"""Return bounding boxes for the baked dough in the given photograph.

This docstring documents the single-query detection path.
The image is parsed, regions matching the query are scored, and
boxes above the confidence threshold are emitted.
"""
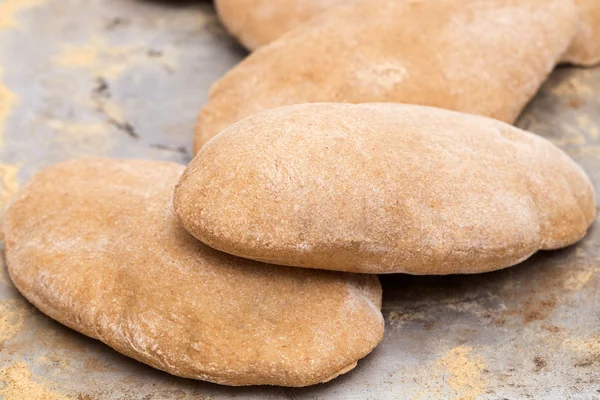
[194,0,578,152]
[216,0,599,67]
[563,0,600,66]
[178,103,596,274]
[215,0,347,50]
[1,158,384,387]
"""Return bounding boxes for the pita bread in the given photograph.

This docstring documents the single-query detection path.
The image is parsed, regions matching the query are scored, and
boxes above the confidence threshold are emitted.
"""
[563,0,600,66]
[216,0,598,67]
[1,158,384,386]
[178,103,596,274]
[215,0,347,50]
[194,0,578,152]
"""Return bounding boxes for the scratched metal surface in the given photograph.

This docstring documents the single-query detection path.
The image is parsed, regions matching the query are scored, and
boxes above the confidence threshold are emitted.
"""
[0,0,599,399]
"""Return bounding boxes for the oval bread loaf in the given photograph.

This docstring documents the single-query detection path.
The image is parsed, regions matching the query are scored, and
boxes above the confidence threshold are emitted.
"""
[177,103,596,275]
[215,0,599,67]
[195,0,578,152]
[1,158,384,387]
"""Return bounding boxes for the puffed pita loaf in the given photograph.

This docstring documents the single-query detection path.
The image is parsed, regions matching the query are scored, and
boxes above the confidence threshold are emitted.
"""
[177,103,596,275]
[216,0,599,67]
[215,0,347,50]
[1,158,384,387]
[563,0,600,66]
[194,0,578,152]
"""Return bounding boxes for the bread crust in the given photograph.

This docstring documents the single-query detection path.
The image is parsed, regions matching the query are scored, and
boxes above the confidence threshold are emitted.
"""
[179,103,596,274]
[216,0,598,67]
[563,0,600,66]
[1,158,384,387]
[195,0,578,152]
[215,0,347,50]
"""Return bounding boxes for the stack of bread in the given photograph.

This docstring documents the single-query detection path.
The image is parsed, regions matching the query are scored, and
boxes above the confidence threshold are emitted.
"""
[2,0,597,387]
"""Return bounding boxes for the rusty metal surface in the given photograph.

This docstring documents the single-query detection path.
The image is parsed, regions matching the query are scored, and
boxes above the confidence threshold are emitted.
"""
[0,0,599,399]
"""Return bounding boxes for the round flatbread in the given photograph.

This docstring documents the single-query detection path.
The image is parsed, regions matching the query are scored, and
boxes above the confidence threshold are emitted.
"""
[1,158,384,387]
[178,103,596,274]
[195,0,578,152]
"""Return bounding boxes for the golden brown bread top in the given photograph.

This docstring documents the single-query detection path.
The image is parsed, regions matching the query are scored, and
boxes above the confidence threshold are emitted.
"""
[178,103,596,274]
[1,158,384,387]
[563,0,600,66]
[215,0,599,67]
[194,0,578,152]
[215,0,347,50]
